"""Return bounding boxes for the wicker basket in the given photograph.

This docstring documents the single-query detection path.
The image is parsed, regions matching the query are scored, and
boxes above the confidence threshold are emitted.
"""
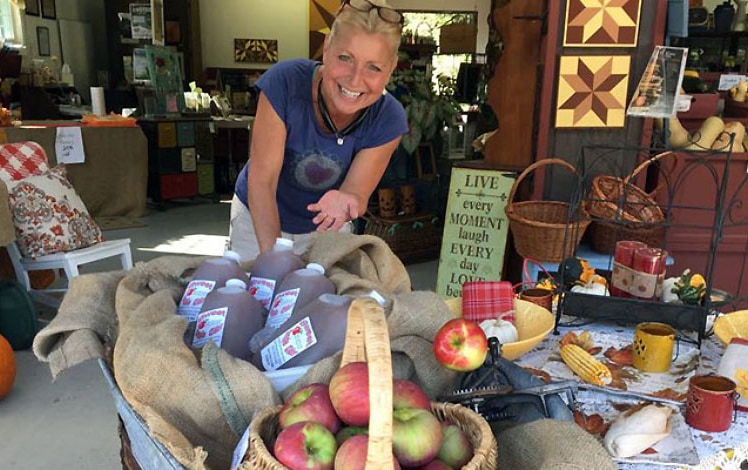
[362,211,441,263]
[587,151,672,224]
[587,151,673,253]
[505,158,591,263]
[247,298,498,469]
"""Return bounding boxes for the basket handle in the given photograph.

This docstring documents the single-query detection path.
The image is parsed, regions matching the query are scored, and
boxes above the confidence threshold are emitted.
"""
[622,150,678,196]
[341,298,394,468]
[508,158,580,204]
[522,257,557,287]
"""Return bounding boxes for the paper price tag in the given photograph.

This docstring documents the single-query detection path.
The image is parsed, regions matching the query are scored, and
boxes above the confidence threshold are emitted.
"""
[718,74,747,91]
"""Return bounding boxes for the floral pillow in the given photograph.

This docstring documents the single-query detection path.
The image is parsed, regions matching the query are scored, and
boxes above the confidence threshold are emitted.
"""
[8,165,103,258]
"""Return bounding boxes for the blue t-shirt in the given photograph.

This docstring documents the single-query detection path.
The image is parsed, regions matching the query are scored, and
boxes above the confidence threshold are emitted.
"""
[235,58,408,233]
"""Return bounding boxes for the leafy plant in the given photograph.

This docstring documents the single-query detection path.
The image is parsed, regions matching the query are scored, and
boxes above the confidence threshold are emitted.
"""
[387,68,463,154]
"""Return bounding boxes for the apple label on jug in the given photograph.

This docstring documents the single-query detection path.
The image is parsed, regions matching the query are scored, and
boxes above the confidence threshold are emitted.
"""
[261,317,318,371]
[249,277,276,310]
[266,288,301,329]
[192,307,228,348]
[178,280,216,321]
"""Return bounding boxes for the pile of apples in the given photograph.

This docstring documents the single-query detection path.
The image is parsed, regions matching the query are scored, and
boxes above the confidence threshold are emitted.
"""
[272,361,475,470]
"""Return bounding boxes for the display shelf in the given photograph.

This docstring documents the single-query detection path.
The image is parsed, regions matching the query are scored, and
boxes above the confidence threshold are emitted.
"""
[554,144,748,345]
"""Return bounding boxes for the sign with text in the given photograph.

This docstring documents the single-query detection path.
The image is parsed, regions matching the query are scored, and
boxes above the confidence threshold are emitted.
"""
[436,167,515,299]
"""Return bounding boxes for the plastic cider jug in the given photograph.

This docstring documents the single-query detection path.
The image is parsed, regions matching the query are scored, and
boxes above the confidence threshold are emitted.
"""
[249,263,335,354]
[255,290,386,371]
[191,278,265,361]
[178,250,249,329]
[248,238,304,310]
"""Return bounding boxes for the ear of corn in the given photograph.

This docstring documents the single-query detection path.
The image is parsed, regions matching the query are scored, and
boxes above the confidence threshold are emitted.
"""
[560,344,612,386]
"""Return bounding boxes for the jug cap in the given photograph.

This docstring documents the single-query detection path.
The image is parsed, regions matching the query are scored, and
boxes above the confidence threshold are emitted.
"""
[275,238,294,250]
[223,250,242,264]
[365,290,386,306]
[306,263,325,275]
[225,278,247,290]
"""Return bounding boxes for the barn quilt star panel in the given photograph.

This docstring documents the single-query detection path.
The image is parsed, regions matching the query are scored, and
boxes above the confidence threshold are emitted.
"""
[556,55,630,128]
[563,0,642,47]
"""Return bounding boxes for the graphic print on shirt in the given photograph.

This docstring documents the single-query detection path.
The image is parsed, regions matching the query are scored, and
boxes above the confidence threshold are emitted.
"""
[290,149,346,191]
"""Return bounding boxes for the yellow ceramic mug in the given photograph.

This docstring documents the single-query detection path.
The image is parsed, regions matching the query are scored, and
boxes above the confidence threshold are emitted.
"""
[632,322,676,373]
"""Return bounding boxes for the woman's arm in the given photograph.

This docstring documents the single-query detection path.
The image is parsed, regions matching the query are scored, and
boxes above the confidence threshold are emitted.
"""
[247,92,287,253]
[308,136,402,231]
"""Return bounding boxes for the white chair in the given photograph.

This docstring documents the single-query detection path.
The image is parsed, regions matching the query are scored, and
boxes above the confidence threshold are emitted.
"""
[0,140,135,308]
[5,239,133,308]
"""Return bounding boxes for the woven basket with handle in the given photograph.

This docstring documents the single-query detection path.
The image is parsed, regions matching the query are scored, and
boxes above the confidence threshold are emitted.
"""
[246,297,498,469]
[505,158,591,263]
[587,151,673,254]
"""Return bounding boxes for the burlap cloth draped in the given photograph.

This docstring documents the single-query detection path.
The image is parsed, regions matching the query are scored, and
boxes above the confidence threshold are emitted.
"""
[33,232,613,469]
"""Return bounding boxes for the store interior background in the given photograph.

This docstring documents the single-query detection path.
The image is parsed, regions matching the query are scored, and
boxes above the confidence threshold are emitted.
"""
[14,0,490,105]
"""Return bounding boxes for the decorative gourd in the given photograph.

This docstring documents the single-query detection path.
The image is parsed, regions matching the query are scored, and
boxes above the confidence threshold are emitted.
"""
[667,117,691,148]
[672,269,706,305]
[686,116,725,150]
[711,121,746,153]
[479,318,518,344]
[560,257,594,288]
[570,275,609,296]
[0,334,16,400]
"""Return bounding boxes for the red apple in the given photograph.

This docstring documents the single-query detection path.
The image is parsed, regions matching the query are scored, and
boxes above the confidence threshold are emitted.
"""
[413,459,453,470]
[273,421,337,470]
[392,408,443,467]
[329,361,370,426]
[433,318,488,372]
[335,426,369,446]
[393,379,431,411]
[278,383,341,434]
[437,422,474,468]
[334,435,401,470]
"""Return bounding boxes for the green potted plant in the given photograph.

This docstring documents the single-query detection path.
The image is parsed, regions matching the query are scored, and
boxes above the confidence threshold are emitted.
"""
[387,68,463,155]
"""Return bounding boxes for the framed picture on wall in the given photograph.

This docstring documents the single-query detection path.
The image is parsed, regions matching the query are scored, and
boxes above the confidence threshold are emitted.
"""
[25,0,39,16]
[37,26,50,56]
[41,0,55,19]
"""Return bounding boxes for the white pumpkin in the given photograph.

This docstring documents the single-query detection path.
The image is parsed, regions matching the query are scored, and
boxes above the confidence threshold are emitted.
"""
[479,318,518,344]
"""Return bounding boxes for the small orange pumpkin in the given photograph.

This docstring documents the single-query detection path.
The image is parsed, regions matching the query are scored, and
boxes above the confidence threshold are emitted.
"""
[0,334,16,399]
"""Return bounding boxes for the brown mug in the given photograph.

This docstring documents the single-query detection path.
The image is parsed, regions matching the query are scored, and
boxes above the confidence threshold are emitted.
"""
[686,374,738,432]
[518,288,553,312]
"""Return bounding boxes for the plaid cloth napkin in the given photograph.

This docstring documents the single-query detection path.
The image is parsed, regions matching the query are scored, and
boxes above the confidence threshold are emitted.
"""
[462,281,515,323]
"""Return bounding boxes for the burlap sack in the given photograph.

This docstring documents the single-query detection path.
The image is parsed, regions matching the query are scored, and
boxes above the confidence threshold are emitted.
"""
[496,419,617,469]
[109,233,458,469]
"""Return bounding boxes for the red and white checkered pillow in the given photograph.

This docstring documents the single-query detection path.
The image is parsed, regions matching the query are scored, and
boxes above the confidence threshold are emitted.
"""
[0,142,49,182]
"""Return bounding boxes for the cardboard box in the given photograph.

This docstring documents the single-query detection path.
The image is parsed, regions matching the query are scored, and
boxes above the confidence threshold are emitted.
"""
[439,23,477,54]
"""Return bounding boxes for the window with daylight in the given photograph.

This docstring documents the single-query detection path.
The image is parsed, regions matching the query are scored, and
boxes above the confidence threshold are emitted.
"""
[0,0,22,44]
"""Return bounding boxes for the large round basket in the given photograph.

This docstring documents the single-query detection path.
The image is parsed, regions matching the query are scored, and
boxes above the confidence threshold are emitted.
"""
[505,158,590,263]
[247,297,498,469]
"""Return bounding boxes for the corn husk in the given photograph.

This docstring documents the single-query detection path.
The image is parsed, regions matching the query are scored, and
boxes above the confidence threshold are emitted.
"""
[603,403,675,458]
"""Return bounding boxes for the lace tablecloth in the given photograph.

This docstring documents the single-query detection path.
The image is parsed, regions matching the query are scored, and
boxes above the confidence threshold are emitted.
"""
[515,319,748,469]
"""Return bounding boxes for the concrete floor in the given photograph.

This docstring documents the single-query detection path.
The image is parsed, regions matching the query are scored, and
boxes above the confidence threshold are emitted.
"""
[0,199,439,469]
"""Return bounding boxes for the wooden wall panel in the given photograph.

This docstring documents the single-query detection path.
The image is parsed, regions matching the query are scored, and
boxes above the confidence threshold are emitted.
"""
[483,0,545,171]
[535,1,668,201]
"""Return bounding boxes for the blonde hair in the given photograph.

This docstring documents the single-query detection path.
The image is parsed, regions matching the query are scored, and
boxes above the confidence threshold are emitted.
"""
[329,1,402,55]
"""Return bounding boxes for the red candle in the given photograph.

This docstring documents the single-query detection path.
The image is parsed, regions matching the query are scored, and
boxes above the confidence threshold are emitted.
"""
[614,240,648,267]
[633,247,668,275]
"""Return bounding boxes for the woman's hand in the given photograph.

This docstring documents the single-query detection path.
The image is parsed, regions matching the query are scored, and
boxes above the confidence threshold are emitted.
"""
[307,190,360,232]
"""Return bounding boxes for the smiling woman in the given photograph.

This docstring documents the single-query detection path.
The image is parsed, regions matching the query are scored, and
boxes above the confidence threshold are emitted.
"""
[228,0,408,262]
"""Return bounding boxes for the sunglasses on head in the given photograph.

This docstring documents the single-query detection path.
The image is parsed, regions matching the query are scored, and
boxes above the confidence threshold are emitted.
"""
[339,0,404,26]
